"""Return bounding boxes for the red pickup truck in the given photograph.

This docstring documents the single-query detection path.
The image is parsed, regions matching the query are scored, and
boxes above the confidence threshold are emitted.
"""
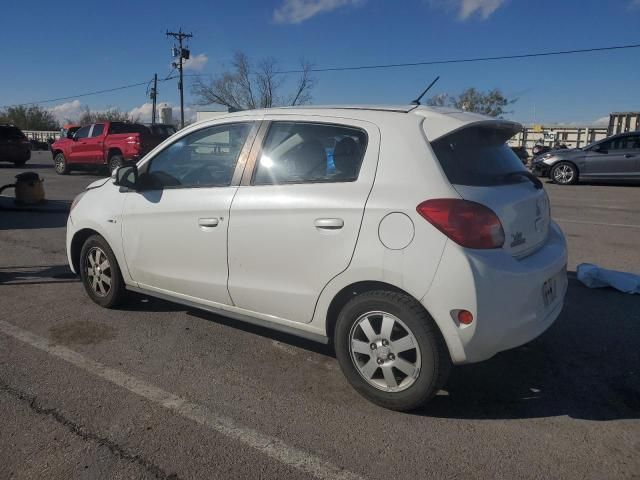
[51,122,172,175]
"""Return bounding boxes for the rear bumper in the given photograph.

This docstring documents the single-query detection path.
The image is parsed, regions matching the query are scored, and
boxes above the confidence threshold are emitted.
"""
[422,221,568,364]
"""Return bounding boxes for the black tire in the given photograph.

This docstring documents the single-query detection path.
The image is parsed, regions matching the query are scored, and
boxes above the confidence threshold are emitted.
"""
[13,158,27,167]
[108,154,124,173]
[54,153,70,175]
[551,161,578,185]
[79,234,127,308]
[334,290,451,411]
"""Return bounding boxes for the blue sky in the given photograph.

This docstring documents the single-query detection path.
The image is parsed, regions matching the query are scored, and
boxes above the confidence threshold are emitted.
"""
[2,0,639,125]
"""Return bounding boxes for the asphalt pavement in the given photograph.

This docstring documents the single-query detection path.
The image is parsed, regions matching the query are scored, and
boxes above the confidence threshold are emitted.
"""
[1,151,639,479]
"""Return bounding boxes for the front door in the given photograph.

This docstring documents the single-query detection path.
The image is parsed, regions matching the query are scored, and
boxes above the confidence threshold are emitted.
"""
[68,125,92,162]
[583,135,638,178]
[121,121,257,305]
[227,118,379,323]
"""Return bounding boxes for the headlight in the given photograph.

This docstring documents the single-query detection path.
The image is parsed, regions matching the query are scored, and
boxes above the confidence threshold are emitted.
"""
[70,191,86,211]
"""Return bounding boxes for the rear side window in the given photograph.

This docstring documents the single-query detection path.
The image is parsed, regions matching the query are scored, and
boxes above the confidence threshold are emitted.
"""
[253,122,367,185]
[0,126,26,139]
[431,126,526,187]
[109,122,148,134]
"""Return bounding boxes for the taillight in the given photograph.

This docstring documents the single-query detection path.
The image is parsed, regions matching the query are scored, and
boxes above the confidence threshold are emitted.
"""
[416,199,505,249]
[126,135,140,151]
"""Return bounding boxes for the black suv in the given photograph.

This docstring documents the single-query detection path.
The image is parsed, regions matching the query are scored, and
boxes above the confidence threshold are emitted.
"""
[0,125,31,166]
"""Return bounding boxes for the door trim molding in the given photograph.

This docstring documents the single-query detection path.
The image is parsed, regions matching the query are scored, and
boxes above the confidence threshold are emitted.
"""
[126,284,329,344]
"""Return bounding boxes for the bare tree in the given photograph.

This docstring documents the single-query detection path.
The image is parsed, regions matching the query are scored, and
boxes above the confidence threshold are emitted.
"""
[191,52,316,110]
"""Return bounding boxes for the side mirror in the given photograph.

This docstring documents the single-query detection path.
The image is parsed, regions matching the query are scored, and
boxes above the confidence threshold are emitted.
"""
[114,165,138,190]
[71,135,78,141]
[592,144,604,153]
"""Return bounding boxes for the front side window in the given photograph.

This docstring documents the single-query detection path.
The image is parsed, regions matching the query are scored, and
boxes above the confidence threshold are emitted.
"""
[90,124,104,137]
[253,122,367,185]
[141,122,253,189]
[75,126,91,139]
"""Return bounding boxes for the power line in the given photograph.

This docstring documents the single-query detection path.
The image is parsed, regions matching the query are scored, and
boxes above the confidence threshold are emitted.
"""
[2,42,639,108]
[274,42,640,74]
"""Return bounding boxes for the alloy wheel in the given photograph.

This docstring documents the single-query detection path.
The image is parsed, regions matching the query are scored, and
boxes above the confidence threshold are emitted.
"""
[55,156,65,173]
[554,164,574,184]
[349,311,421,392]
[85,247,112,297]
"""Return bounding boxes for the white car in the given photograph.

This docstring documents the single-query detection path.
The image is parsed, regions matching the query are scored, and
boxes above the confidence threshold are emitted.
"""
[67,105,568,411]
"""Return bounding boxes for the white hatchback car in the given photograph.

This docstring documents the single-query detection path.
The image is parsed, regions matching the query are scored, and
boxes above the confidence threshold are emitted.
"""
[67,105,568,411]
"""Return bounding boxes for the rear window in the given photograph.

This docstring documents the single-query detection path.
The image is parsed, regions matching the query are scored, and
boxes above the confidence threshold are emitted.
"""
[0,126,26,140]
[431,126,526,186]
[109,122,148,134]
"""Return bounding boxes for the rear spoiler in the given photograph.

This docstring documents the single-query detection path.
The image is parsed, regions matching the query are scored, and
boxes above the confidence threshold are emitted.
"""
[414,108,522,142]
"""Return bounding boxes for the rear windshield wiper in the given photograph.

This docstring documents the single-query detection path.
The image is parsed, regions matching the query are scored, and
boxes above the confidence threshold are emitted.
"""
[500,171,543,190]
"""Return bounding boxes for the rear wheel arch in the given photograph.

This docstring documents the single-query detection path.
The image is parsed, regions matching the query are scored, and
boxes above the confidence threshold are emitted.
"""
[325,281,446,346]
[107,148,123,159]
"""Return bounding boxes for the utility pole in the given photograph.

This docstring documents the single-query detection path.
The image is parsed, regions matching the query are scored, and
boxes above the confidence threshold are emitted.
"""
[150,73,158,125]
[166,28,192,129]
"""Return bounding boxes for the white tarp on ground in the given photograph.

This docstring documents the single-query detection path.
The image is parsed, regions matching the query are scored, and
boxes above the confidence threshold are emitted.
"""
[577,263,640,294]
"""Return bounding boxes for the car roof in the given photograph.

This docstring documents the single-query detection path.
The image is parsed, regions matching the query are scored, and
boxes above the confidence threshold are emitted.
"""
[193,104,522,141]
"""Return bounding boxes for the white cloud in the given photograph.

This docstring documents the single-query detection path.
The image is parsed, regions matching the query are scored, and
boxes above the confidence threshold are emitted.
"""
[592,116,610,127]
[428,0,507,20]
[273,0,364,24]
[183,53,208,72]
[49,100,84,124]
[128,102,196,124]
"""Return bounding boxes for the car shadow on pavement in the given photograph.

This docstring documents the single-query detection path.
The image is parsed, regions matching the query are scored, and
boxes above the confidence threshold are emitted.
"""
[422,277,640,421]
[0,264,79,285]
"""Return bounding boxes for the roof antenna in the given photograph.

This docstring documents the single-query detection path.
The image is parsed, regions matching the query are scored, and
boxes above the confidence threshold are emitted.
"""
[411,76,440,106]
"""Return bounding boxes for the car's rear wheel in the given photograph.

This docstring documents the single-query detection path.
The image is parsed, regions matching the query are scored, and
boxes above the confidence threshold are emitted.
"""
[79,234,127,308]
[54,153,70,175]
[334,290,450,411]
[108,154,124,174]
[13,158,27,167]
[551,162,578,185]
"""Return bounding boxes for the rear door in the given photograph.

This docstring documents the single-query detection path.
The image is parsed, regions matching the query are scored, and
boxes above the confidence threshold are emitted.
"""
[431,124,550,258]
[227,117,379,323]
[85,123,105,163]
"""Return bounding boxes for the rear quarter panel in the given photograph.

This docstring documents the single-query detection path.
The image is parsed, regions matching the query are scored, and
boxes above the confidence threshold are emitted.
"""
[310,114,460,332]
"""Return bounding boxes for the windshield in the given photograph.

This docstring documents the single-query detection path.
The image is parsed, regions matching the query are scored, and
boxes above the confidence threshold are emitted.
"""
[431,126,527,187]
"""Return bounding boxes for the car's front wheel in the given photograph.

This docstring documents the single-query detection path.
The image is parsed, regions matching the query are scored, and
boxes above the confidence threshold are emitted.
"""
[79,234,127,308]
[551,162,578,185]
[334,290,451,411]
[54,153,70,175]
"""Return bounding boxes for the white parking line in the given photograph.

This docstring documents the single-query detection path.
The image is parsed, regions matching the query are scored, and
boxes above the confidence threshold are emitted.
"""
[555,218,640,230]
[0,320,364,480]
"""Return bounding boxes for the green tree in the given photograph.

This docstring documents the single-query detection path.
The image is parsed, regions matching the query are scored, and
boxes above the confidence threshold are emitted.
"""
[0,105,59,130]
[77,106,138,124]
[427,88,515,118]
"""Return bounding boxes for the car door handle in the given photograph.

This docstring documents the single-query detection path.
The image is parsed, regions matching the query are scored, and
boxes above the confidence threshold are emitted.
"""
[624,154,635,158]
[198,218,219,228]
[314,218,344,230]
